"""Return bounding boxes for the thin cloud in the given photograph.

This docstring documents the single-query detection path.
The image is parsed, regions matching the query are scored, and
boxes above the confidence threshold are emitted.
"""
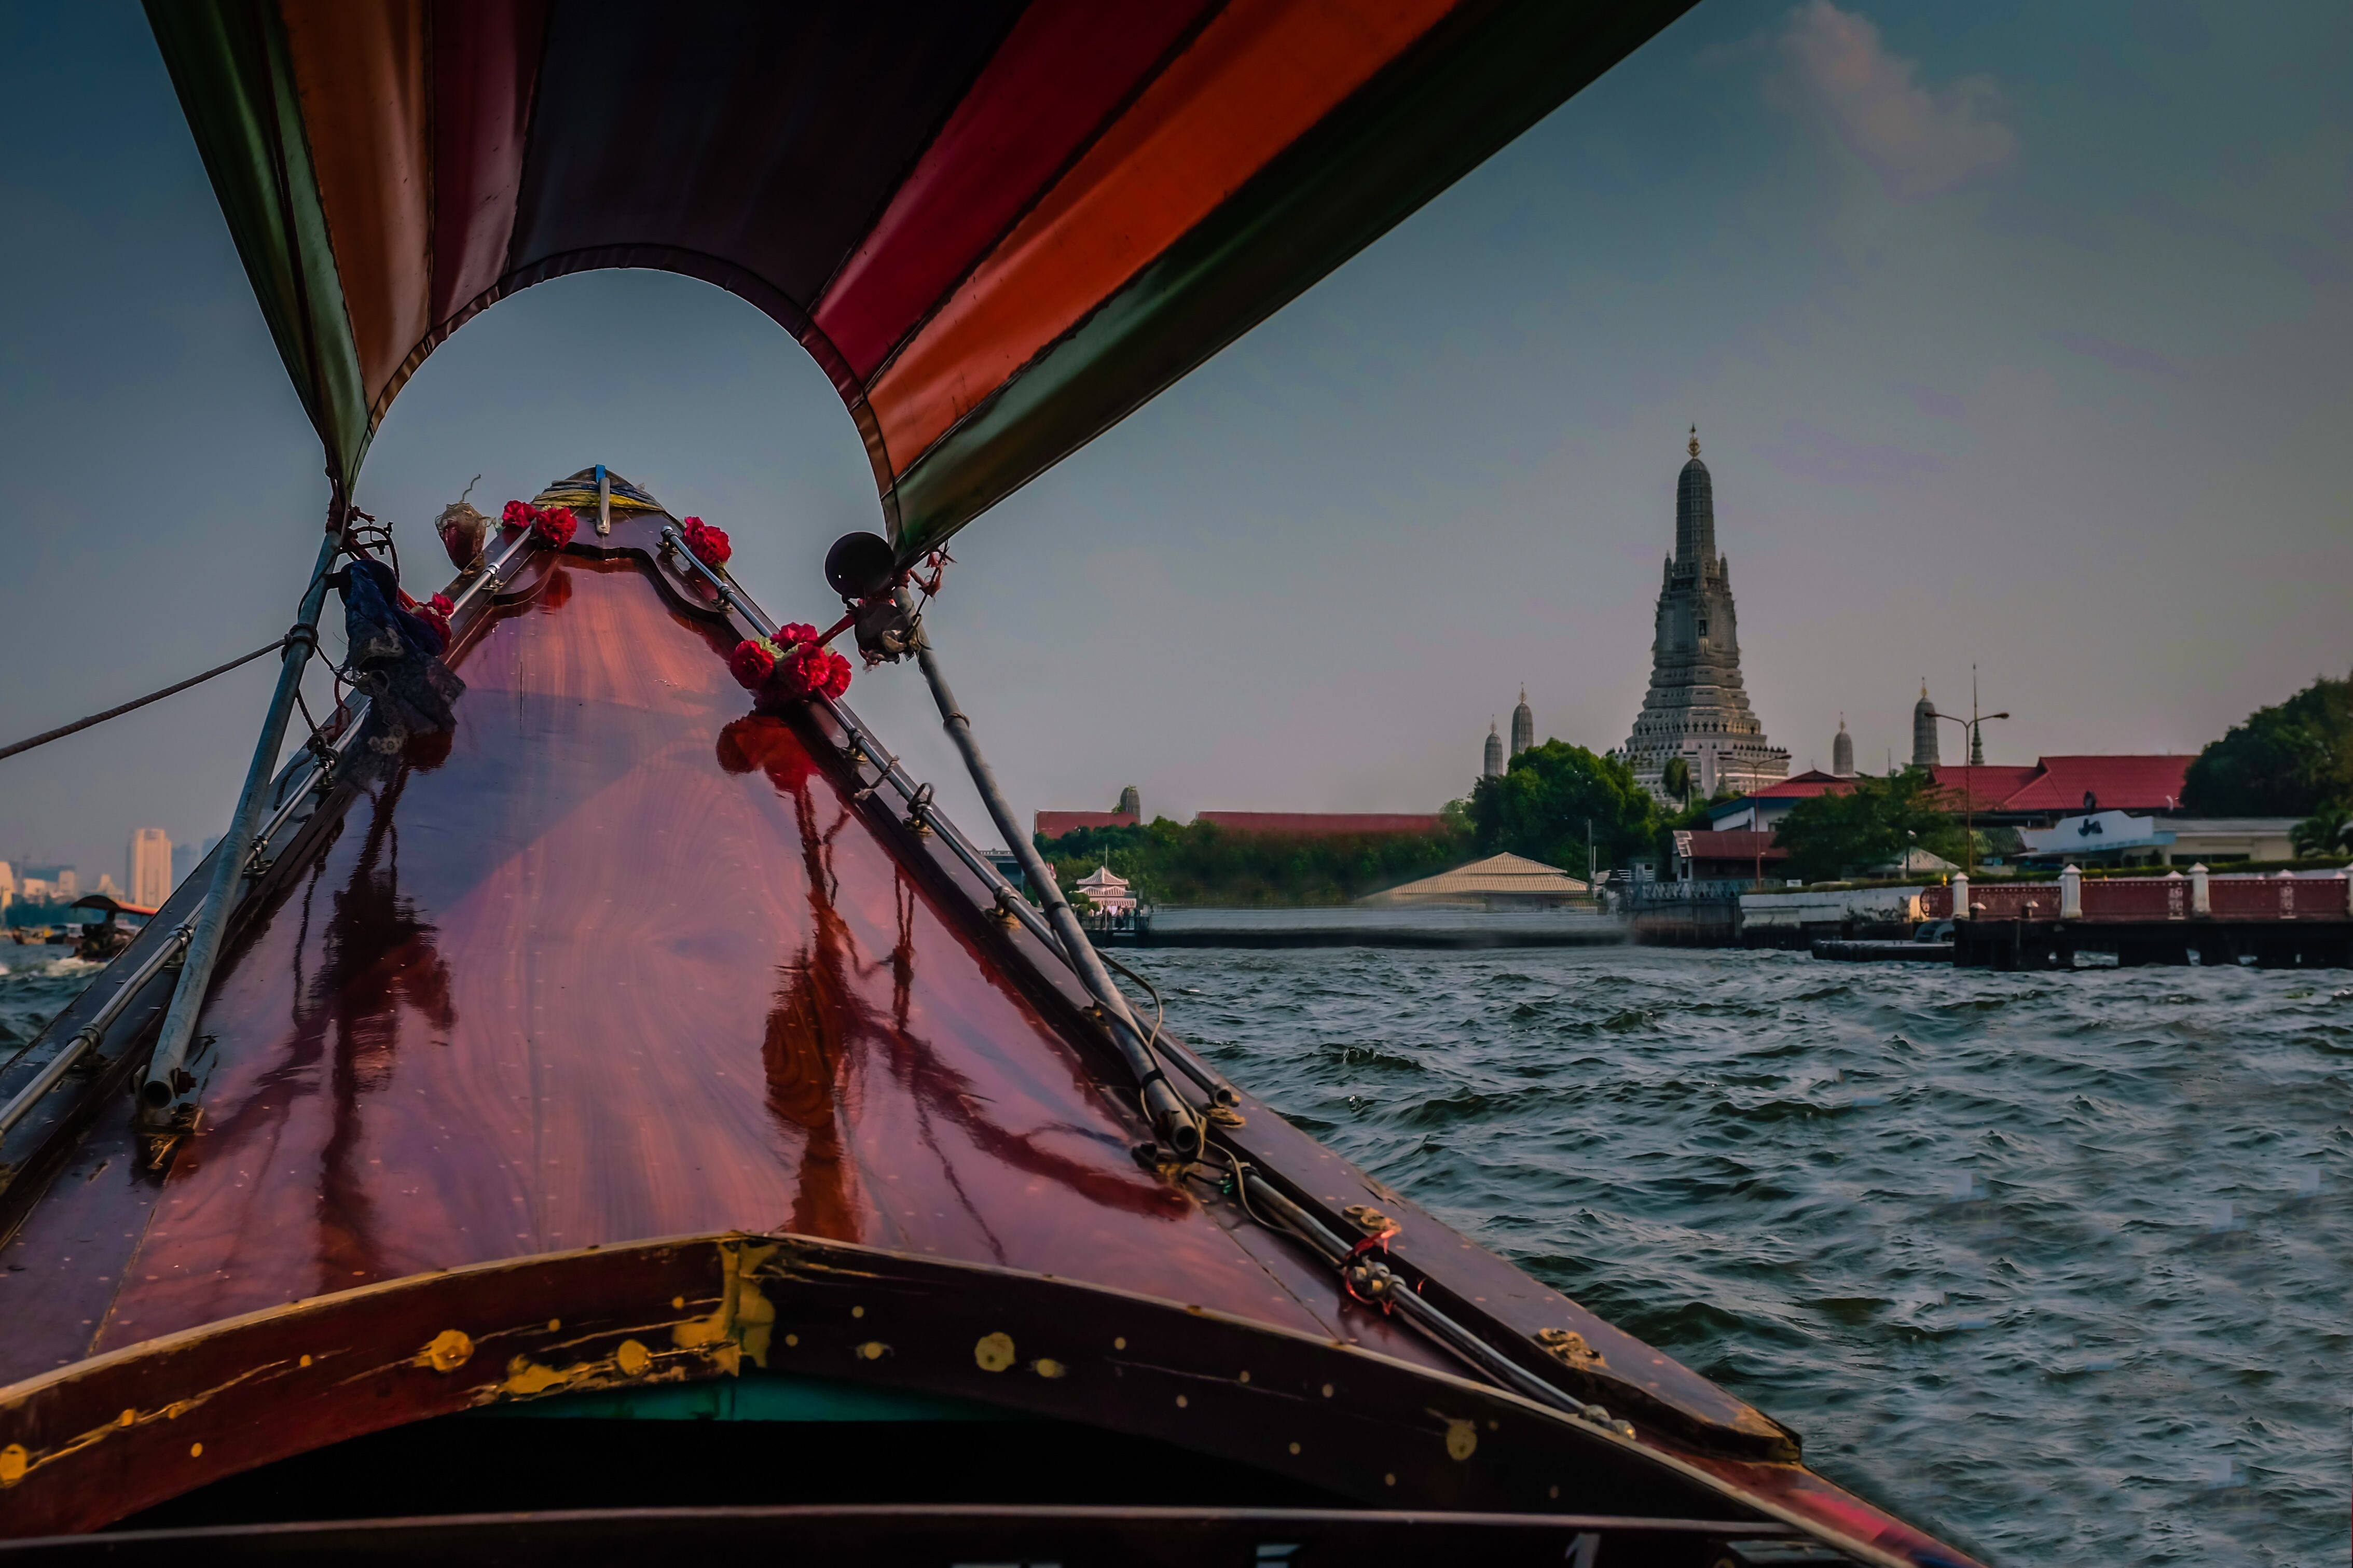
[2049,330,2178,377]
[1776,1,2018,200]
[1762,419,1944,484]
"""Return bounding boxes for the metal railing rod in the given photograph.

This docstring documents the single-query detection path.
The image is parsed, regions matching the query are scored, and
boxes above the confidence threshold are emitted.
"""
[660,526,776,637]
[907,623,1200,1157]
[0,925,191,1141]
[1232,1165,1631,1436]
[444,525,538,617]
[250,699,370,865]
[661,538,1227,1123]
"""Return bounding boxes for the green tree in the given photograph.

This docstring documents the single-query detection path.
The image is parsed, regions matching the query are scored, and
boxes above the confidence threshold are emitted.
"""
[1773,769,1966,883]
[1034,817,1472,907]
[1470,741,1660,872]
[2291,805,2353,859]
[1661,756,1692,809]
[2182,672,2353,816]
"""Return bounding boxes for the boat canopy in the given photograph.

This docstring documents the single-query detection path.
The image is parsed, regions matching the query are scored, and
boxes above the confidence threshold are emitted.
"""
[145,0,1686,560]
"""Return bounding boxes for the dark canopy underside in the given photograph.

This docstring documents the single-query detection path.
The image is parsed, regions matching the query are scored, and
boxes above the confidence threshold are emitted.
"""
[146,0,1688,558]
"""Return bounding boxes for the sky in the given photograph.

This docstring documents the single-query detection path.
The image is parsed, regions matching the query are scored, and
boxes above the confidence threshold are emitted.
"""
[2,1,2348,882]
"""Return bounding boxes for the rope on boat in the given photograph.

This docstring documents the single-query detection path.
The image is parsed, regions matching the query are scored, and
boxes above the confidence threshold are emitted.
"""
[0,637,293,765]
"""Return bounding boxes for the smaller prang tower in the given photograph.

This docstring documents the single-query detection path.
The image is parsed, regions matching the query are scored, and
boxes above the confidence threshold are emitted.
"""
[1911,685,1939,769]
[1620,429,1790,802]
[1510,687,1534,758]
[1832,716,1855,778]
[1483,719,1505,778]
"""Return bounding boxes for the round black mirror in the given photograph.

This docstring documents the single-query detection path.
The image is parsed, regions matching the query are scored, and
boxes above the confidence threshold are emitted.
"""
[824,532,897,600]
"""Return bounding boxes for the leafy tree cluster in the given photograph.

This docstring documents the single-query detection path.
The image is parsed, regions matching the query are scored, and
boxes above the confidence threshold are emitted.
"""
[1771,769,1969,884]
[1468,741,1661,874]
[1036,817,1472,907]
[2183,673,2353,858]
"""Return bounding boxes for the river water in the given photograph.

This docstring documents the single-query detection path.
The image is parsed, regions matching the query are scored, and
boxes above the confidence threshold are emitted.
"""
[4,939,2344,1563]
[1130,937,2349,1568]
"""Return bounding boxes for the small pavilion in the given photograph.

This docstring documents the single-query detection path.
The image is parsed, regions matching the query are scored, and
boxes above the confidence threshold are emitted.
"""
[1070,864,1138,915]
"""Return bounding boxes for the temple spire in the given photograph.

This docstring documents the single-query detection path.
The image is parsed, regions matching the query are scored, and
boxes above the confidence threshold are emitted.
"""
[1622,435,1786,802]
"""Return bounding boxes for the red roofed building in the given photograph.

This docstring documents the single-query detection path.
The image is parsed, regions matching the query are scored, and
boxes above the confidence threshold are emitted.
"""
[1923,764,2044,815]
[1034,810,1137,841]
[1929,755,2194,823]
[1705,770,1854,832]
[1194,812,1449,837]
[1670,829,1787,882]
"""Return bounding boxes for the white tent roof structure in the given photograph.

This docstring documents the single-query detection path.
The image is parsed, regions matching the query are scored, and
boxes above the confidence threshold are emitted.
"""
[1359,852,1590,905]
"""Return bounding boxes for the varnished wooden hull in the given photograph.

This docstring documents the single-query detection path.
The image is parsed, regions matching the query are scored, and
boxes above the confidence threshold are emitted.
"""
[0,513,1978,1568]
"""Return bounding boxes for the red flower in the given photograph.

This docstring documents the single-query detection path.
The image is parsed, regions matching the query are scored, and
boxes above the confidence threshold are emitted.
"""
[501,499,536,530]
[728,638,777,690]
[681,517,732,567]
[775,622,819,649]
[781,645,852,701]
[534,506,578,548]
[429,592,455,617]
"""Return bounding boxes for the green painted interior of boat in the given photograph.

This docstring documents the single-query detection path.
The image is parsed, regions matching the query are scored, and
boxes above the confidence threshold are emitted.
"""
[463,1370,1018,1424]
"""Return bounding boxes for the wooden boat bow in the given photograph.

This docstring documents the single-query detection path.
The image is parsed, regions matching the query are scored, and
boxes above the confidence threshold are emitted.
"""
[0,511,1978,1566]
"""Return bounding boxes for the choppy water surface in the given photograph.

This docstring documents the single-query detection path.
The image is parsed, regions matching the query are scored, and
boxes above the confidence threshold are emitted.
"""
[5,939,2343,1562]
[0,946,97,1055]
[1132,940,2350,1567]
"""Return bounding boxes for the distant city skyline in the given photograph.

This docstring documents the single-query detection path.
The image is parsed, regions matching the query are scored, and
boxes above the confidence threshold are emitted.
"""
[2,2,2348,870]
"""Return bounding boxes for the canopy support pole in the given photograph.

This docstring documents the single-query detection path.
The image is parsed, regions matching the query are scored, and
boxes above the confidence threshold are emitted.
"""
[140,528,343,1127]
[905,615,1201,1159]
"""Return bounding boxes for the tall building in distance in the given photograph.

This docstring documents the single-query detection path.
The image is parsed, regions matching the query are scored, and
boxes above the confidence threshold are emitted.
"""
[1832,716,1855,778]
[1912,684,1939,769]
[130,827,173,908]
[1509,687,1534,758]
[1483,719,1505,778]
[1620,431,1788,802]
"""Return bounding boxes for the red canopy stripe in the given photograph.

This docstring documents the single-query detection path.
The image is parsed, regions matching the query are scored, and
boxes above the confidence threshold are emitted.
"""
[814,0,1222,385]
[865,0,1465,475]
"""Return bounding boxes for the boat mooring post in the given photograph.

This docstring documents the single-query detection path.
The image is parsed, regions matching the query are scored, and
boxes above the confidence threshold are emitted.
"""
[905,616,1202,1158]
[140,529,343,1127]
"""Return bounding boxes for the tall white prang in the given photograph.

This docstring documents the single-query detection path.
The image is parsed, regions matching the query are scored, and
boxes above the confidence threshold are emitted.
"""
[1619,431,1790,803]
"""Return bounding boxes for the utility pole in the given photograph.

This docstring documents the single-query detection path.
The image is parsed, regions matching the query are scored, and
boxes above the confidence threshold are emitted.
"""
[1586,816,1596,889]
[1932,664,2010,878]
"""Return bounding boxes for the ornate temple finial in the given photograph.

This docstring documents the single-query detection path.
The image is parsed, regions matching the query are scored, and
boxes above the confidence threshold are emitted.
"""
[1688,424,1700,459]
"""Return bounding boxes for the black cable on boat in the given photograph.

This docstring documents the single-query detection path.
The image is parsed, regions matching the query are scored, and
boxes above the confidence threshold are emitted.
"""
[0,639,291,765]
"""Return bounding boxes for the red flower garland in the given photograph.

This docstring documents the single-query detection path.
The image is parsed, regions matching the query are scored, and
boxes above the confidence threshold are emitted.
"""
[782,644,853,701]
[681,516,732,568]
[499,498,576,548]
[727,623,851,701]
[414,591,456,646]
[728,638,777,689]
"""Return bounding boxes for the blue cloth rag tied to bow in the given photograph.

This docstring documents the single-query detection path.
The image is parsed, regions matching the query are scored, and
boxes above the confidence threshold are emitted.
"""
[340,558,463,770]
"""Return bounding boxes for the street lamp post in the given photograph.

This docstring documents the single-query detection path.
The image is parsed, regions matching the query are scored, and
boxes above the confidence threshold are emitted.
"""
[1931,667,2010,878]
